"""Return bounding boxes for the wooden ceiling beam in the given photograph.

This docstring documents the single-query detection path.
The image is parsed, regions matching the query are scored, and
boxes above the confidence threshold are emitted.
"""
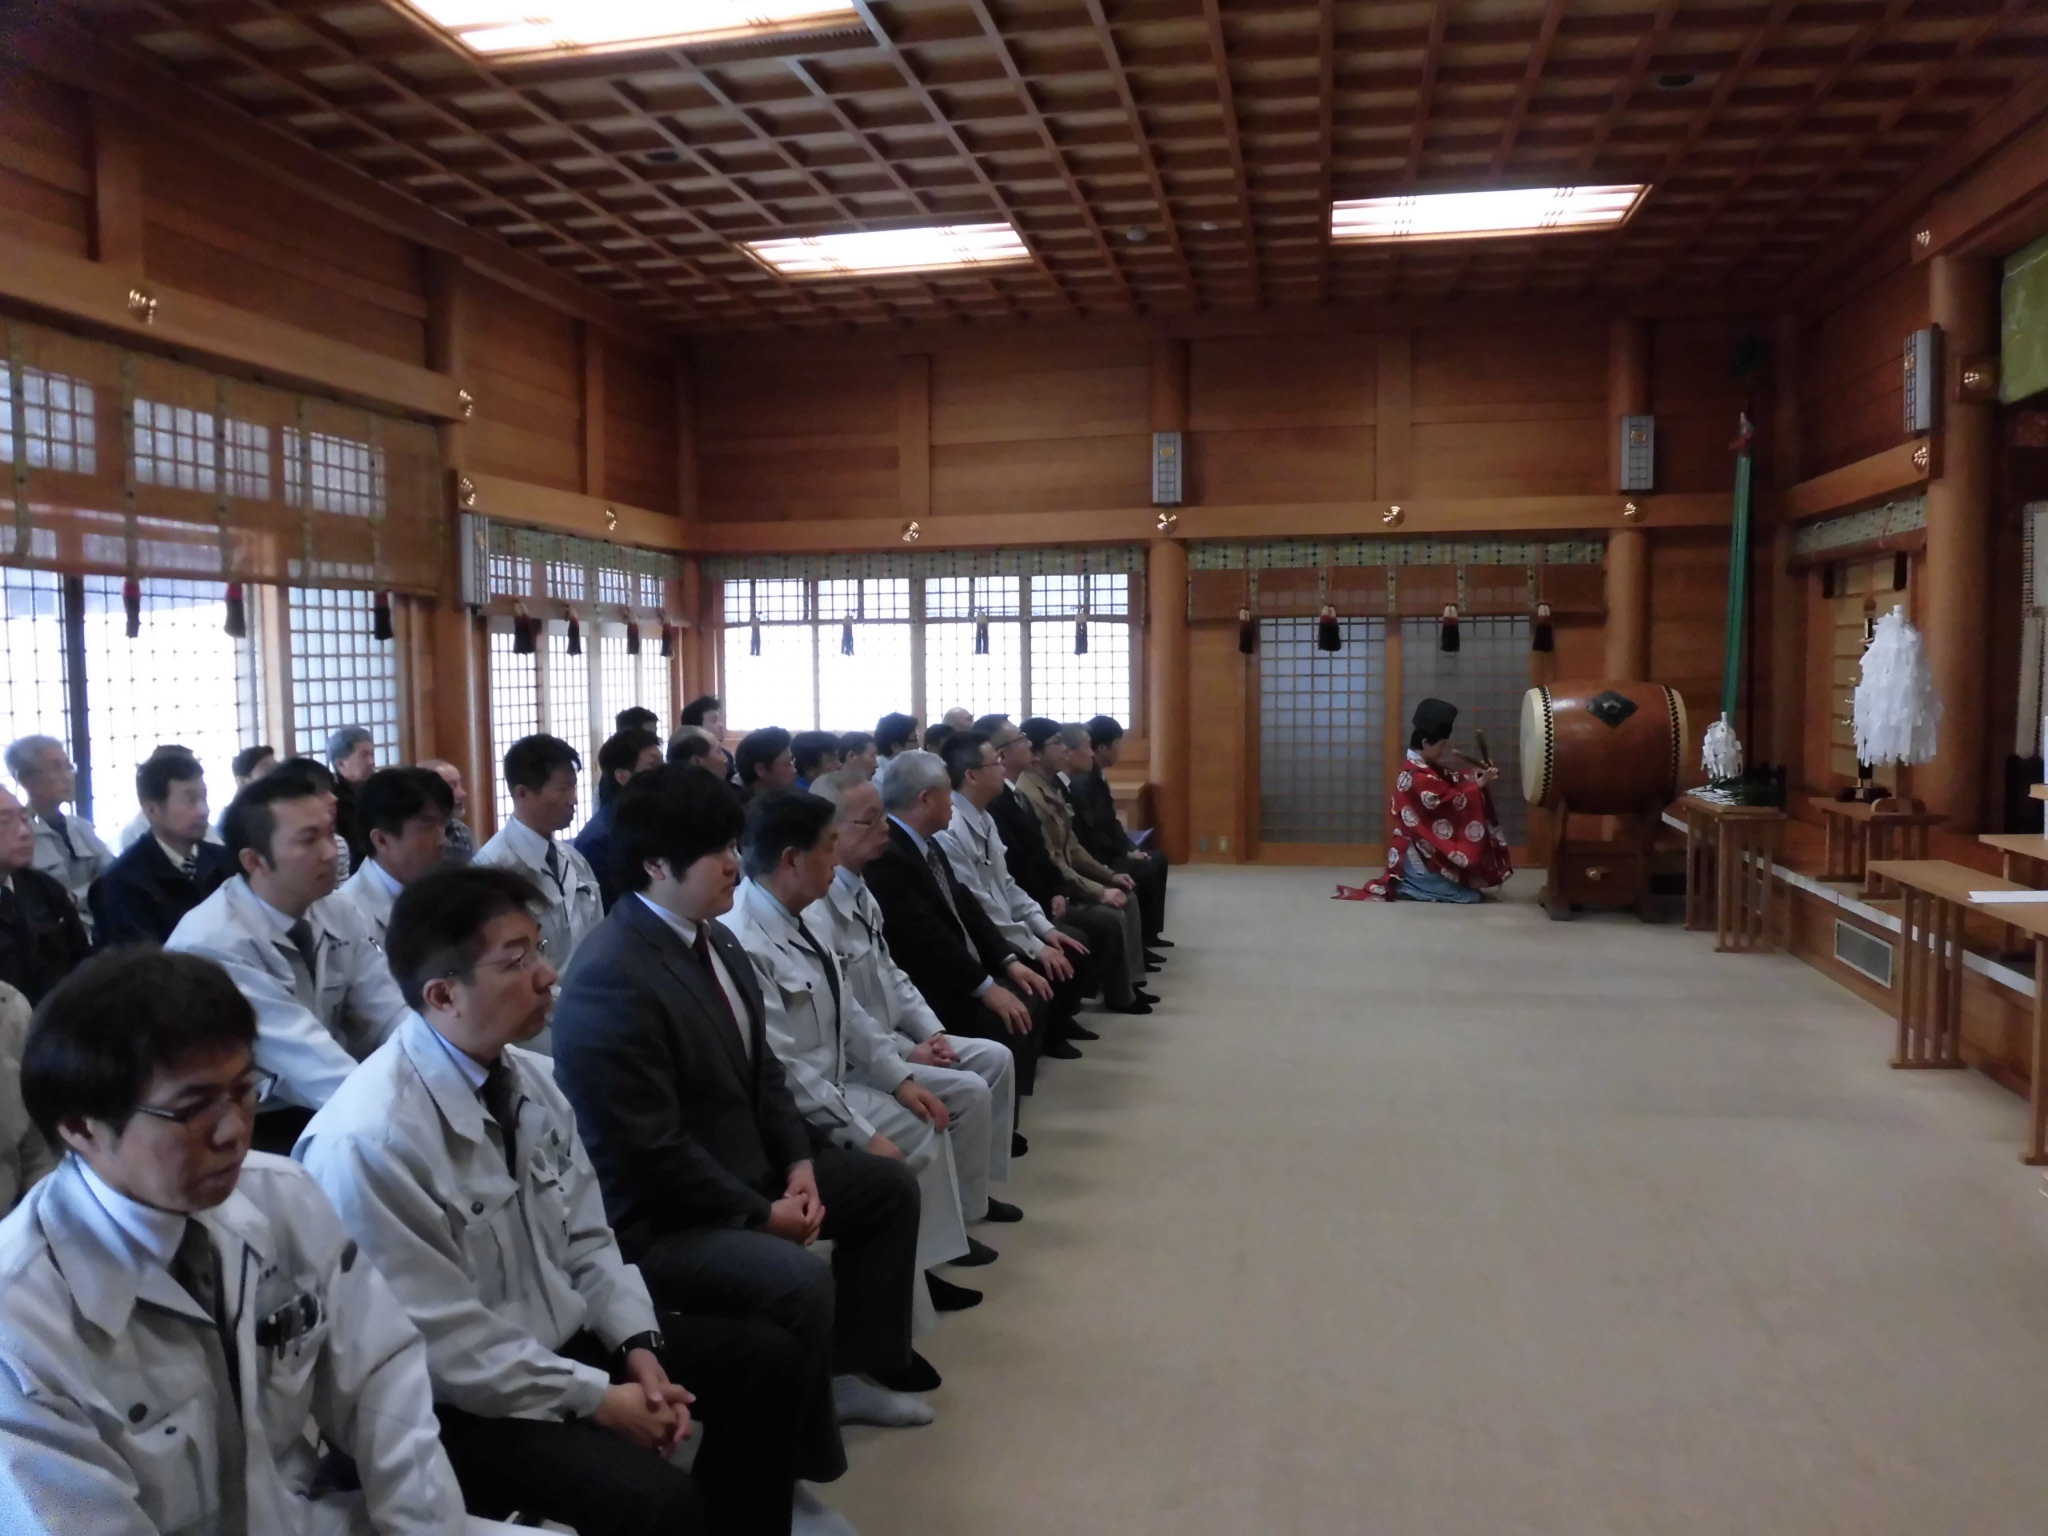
[1197,0,1264,307]
[1489,0,1567,178]
[1079,0,1201,305]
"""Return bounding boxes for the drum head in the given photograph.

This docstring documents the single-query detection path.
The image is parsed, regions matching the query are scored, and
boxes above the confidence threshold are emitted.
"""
[1518,686,1551,806]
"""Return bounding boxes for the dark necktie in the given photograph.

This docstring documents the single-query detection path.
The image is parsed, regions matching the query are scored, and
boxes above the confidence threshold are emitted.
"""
[180,850,198,880]
[46,810,75,859]
[793,914,842,1031]
[925,843,969,940]
[543,841,565,895]
[286,918,318,976]
[171,1219,247,1533]
[691,927,746,1049]
[480,1058,521,1176]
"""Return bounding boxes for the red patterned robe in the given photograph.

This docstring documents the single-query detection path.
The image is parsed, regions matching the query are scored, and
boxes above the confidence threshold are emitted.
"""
[1337,750,1514,901]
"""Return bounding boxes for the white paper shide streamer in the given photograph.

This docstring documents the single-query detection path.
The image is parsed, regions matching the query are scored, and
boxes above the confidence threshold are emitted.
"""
[1701,714,1743,780]
[1852,605,1941,766]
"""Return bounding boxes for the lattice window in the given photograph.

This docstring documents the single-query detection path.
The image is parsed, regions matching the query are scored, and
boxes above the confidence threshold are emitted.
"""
[487,627,542,829]
[0,365,98,473]
[288,587,398,764]
[1258,617,1386,846]
[926,576,1018,619]
[542,622,595,831]
[284,427,382,517]
[925,617,1022,725]
[1028,574,1131,723]
[226,420,271,500]
[0,570,72,780]
[132,400,217,494]
[1398,615,1531,847]
[77,576,260,838]
[723,622,816,733]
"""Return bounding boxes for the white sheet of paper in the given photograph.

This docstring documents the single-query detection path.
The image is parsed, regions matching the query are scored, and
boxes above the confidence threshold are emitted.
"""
[1968,890,2048,905]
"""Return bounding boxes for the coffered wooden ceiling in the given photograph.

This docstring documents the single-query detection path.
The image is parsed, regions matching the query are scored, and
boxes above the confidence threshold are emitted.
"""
[82,0,2048,329]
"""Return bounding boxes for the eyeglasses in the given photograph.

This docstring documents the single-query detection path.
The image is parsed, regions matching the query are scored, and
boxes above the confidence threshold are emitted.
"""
[444,937,551,980]
[133,1067,279,1128]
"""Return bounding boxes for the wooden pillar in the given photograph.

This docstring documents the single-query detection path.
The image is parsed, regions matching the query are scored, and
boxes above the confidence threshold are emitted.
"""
[1604,318,1651,681]
[1149,338,1189,437]
[1920,254,1996,828]
[1147,538,1190,864]
[423,250,489,827]
[1373,330,1412,502]
[1768,313,1806,779]
[579,322,606,499]
[898,354,931,522]
[679,556,708,712]
[87,103,143,273]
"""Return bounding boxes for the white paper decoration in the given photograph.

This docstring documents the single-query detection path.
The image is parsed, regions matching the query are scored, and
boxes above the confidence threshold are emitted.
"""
[1853,605,1941,766]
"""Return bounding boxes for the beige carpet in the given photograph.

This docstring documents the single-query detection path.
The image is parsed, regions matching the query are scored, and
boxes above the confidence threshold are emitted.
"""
[825,866,2048,1536]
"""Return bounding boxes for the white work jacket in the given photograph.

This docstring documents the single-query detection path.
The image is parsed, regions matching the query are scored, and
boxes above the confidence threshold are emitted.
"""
[332,860,400,951]
[724,879,910,1147]
[475,820,601,1042]
[814,870,947,1050]
[31,808,113,933]
[938,791,1056,958]
[296,1012,658,1423]
[0,1154,466,1535]
[167,877,409,1111]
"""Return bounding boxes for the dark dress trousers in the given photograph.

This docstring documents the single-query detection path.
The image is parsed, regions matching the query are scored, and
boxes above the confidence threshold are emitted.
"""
[862,821,1047,1091]
[88,835,233,947]
[1069,767,1169,942]
[549,895,920,1483]
[0,866,89,1004]
[989,784,1127,1008]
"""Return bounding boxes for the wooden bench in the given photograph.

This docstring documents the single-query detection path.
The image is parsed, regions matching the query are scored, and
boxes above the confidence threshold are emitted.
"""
[1680,795,1784,952]
[1811,796,1945,898]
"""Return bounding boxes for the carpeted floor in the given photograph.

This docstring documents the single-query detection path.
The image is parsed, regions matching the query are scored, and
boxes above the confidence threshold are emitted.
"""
[826,865,2048,1536]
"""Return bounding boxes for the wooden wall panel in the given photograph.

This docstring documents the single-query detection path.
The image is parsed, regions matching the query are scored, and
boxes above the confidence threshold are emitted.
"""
[1408,322,1606,497]
[930,342,1147,444]
[1646,529,1730,786]
[930,433,1153,517]
[464,271,582,492]
[1186,623,1250,860]
[1798,240,1928,480]
[694,351,898,523]
[699,444,900,522]
[136,131,426,365]
[1410,321,1605,410]
[1190,426,1374,505]
[603,339,678,516]
[1187,332,1374,430]
[1411,416,1605,496]
[1649,317,1753,495]
[0,68,91,255]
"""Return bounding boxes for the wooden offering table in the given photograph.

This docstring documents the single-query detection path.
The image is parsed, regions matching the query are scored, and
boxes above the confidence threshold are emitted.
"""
[1871,859,2048,1164]
[1979,834,2048,957]
[1680,795,1785,952]
[1811,796,1946,897]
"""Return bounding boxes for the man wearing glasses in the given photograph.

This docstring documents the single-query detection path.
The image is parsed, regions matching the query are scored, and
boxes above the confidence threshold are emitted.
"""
[0,947,502,1533]
[296,865,822,1536]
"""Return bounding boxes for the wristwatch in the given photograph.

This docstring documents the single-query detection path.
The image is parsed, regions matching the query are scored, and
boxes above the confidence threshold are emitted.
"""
[615,1330,666,1363]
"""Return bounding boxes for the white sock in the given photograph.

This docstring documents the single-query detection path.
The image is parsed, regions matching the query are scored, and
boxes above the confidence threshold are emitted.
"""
[831,1373,936,1428]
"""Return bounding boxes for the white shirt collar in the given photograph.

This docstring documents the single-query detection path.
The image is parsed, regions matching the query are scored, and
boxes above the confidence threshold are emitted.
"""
[888,814,929,858]
[501,816,554,866]
[422,1014,490,1092]
[637,892,699,946]
[243,879,303,936]
[365,858,404,898]
[77,1159,190,1271]
[152,833,198,870]
[833,865,863,897]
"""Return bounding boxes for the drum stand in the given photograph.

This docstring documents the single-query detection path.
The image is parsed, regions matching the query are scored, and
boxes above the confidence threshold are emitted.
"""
[1539,800,1662,922]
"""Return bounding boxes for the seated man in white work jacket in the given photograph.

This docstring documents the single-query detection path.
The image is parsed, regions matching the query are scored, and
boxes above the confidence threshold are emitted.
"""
[0,946,513,1535]
[811,771,1022,1200]
[475,734,602,1039]
[298,866,828,1536]
[169,773,409,1154]
[331,767,453,950]
[723,791,985,1310]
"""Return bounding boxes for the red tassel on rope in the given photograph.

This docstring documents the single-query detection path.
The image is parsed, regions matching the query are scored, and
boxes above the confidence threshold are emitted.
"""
[1439,603,1461,654]
[1315,603,1341,652]
[626,619,642,656]
[1532,601,1554,653]
[660,623,676,658]
[224,583,247,639]
[1236,606,1255,656]
[372,591,393,641]
[123,578,142,639]
[566,612,582,655]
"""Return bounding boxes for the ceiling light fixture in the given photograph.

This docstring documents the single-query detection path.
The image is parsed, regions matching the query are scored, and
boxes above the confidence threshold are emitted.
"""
[1330,184,1649,246]
[741,223,1032,279]
[388,0,862,62]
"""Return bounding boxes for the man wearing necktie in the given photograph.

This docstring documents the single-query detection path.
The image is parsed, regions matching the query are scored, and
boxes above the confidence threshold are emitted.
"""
[0,787,89,1008]
[475,734,603,1000]
[168,774,409,1153]
[724,792,981,1314]
[5,735,114,939]
[0,947,479,1533]
[90,749,234,947]
[299,865,825,1536]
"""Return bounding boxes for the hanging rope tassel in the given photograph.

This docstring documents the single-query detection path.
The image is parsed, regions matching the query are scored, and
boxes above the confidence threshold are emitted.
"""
[372,591,393,642]
[1237,605,1255,655]
[749,621,761,657]
[123,577,142,639]
[973,611,990,655]
[1075,616,1089,654]
[841,615,855,655]
[660,622,676,659]
[626,619,641,656]
[512,605,535,655]
[224,583,247,639]
[566,612,581,655]
[1532,600,1553,653]
[1439,603,1460,654]
[1316,603,1340,652]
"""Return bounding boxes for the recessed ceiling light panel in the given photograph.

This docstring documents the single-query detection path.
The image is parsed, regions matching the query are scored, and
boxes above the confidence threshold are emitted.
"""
[1330,184,1649,245]
[741,224,1033,279]
[390,0,863,62]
